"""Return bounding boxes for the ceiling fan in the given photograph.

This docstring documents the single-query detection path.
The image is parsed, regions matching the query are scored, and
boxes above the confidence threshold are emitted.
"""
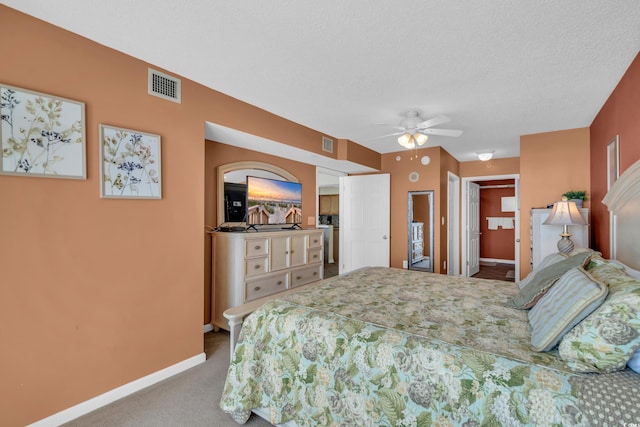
[376,110,463,149]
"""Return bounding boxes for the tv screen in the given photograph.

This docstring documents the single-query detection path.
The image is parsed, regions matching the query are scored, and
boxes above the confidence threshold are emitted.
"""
[246,176,302,226]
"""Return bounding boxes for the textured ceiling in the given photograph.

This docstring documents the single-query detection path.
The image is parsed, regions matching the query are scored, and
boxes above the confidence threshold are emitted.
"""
[4,1,639,163]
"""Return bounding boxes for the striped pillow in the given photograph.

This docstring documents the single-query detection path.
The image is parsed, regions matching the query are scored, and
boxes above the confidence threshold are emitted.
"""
[528,267,608,352]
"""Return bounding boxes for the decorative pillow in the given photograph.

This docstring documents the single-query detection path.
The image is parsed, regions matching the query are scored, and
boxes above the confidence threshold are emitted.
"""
[609,259,640,280]
[517,252,567,289]
[528,267,608,352]
[507,251,592,309]
[558,266,640,373]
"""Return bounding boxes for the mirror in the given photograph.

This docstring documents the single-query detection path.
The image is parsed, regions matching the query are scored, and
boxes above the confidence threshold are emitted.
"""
[217,161,297,226]
[408,191,434,272]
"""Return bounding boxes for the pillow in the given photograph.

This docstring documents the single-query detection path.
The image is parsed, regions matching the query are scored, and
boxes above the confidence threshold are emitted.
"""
[629,348,640,374]
[517,252,567,289]
[528,267,608,352]
[558,266,640,373]
[507,251,592,309]
[609,259,640,280]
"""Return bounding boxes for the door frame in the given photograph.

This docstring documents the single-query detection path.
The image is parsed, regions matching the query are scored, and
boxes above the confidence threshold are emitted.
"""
[447,172,460,275]
[461,173,520,280]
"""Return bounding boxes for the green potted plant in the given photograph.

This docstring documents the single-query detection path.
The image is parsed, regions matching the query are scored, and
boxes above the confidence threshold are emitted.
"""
[562,190,587,208]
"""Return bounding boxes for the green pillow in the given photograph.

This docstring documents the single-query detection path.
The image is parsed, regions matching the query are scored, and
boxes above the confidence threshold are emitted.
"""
[559,264,640,373]
[506,251,592,309]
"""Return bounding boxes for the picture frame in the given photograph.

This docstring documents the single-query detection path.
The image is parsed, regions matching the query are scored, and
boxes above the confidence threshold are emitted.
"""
[0,84,86,179]
[607,135,619,190]
[99,124,162,199]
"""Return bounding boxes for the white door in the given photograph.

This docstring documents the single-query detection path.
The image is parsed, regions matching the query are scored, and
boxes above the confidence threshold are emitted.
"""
[467,181,480,276]
[340,174,390,274]
[448,172,460,275]
[514,177,521,282]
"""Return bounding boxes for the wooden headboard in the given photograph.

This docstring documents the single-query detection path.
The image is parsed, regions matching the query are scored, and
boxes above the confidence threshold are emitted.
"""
[602,159,640,270]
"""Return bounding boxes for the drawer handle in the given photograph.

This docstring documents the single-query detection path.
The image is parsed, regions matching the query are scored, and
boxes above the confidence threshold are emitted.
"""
[254,245,261,250]
[277,281,283,286]
[254,286,261,291]
[290,250,294,254]
[313,272,318,276]
[313,254,318,259]
[285,250,289,254]
[313,239,318,243]
[254,264,261,269]
[296,276,302,280]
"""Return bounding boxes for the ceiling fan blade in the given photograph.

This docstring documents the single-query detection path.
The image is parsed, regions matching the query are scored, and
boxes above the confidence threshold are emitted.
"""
[368,131,404,140]
[418,115,451,129]
[421,128,463,137]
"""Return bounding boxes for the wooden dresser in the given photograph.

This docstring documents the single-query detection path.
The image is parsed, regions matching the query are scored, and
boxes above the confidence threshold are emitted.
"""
[211,228,324,330]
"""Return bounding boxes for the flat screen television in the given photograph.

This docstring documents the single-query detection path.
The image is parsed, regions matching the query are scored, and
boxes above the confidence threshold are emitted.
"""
[246,175,302,227]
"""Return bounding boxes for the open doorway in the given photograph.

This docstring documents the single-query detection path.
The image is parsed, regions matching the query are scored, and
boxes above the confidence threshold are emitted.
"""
[316,167,345,278]
[462,174,520,282]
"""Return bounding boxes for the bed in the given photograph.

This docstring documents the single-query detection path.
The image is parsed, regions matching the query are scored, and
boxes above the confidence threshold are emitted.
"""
[220,161,640,426]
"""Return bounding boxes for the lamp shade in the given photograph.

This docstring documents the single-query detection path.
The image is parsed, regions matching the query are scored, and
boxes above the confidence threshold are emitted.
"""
[414,133,428,145]
[543,200,586,226]
[397,133,415,149]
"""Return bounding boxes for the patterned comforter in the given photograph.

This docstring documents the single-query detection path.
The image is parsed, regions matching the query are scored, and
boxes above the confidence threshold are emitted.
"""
[220,267,635,426]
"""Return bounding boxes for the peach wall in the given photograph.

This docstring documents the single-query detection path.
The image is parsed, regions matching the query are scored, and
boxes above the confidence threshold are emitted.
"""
[479,183,516,260]
[380,147,443,271]
[439,148,460,273]
[590,52,640,257]
[203,141,318,323]
[459,157,520,178]
[519,128,590,278]
[0,7,357,425]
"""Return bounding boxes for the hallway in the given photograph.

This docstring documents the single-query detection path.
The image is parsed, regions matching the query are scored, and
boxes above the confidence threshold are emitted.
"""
[472,262,516,282]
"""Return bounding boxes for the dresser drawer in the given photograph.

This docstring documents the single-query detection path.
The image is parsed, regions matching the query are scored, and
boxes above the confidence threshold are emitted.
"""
[245,238,269,257]
[245,257,268,277]
[245,273,289,301]
[308,233,323,248]
[308,247,322,264]
[291,265,322,288]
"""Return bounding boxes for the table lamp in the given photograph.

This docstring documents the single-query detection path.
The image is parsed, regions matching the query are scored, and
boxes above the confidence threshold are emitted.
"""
[543,197,587,253]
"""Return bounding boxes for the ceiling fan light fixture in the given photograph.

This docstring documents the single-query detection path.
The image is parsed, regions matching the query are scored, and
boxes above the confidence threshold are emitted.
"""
[477,151,494,161]
[398,133,415,149]
[415,133,428,145]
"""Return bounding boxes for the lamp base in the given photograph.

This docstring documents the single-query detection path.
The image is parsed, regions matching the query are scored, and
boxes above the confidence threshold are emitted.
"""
[557,234,574,254]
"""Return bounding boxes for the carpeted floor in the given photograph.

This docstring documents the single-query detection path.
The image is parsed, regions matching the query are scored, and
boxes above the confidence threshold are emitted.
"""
[63,331,271,427]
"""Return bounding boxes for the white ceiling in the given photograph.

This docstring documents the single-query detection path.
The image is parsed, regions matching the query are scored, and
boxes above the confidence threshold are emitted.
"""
[5,1,639,167]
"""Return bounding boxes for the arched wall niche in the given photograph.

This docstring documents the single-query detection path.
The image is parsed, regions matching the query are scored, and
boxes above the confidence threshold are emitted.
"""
[217,161,298,226]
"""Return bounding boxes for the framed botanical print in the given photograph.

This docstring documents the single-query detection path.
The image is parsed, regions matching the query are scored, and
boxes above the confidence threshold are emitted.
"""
[0,84,86,178]
[99,124,162,199]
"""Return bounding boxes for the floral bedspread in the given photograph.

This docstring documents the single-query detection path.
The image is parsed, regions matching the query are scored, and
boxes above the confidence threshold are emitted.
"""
[220,267,590,426]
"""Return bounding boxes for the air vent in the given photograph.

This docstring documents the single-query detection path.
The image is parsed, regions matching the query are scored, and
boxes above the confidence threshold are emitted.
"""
[148,68,181,103]
[322,136,334,153]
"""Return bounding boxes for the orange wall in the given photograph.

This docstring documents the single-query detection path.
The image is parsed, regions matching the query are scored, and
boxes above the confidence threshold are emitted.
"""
[459,157,520,177]
[519,127,590,278]
[479,183,516,260]
[380,147,443,271]
[0,7,350,425]
[590,52,640,257]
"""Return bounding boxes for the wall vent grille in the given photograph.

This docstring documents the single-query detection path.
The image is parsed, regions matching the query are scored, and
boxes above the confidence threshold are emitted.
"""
[322,136,334,153]
[148,68,181,103]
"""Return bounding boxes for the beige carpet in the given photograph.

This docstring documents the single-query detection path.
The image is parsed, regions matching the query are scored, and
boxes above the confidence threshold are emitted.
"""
[63,331,271,427]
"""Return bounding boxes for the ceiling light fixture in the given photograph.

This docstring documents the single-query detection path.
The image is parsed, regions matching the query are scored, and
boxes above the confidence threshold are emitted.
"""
[477,151,494,161]
[397,132,428,149]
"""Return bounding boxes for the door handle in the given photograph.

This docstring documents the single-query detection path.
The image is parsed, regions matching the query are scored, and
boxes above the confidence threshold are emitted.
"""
[383,235,388,240]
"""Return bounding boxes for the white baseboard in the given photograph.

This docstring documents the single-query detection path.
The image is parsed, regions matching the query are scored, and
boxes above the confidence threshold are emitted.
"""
[203,323,214,333]
[479,257,515,265]
[27,352,206,427]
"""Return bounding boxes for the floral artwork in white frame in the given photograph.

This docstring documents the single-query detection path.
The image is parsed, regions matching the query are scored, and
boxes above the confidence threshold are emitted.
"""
[0,84,86,179]
[99,124,162,199]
